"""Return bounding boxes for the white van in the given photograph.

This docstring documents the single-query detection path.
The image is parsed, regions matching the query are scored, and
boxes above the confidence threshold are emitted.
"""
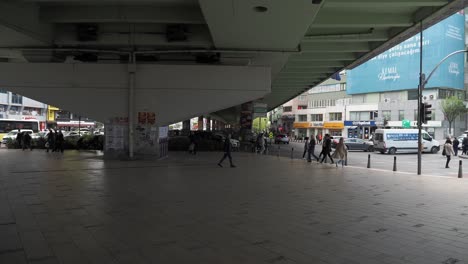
[374,129,440,154]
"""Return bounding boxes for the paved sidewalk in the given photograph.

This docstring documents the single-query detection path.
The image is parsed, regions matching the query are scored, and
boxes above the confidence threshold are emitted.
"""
[2,149,468,263]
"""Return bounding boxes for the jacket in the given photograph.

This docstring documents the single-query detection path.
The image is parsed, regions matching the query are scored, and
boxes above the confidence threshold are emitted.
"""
[308,139,316,151]
[444,143,455,156]
[223,138,232,153]
[332,143,348,159]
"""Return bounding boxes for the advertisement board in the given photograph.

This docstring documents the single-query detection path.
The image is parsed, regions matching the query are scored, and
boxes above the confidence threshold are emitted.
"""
[347,12,465,94]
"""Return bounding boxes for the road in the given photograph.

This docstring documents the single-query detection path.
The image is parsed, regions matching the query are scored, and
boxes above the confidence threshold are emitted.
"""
[261,141,465,178]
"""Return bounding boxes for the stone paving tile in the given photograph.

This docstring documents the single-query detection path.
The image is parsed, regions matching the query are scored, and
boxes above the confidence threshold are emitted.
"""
[4,150,468,263]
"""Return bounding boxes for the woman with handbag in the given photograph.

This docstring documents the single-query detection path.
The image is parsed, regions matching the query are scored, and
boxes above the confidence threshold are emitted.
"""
[444,138,455,168]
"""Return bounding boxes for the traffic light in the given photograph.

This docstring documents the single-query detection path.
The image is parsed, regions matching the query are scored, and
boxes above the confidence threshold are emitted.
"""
[420,102,432,124]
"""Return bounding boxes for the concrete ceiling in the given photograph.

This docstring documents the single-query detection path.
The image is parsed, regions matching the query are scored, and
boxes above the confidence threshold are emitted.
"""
[0,0,466,114]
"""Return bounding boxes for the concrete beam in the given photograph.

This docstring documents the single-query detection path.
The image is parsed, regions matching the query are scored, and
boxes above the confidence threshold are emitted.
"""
[311,12,413,28]
[324,0,447,8]
[301,42,370,53]
[0,1,52,45]
[285,61,345,68]
[302,30,388,42]
[0,63,270,125]
[40,5,206,24]
[288,53,356,61]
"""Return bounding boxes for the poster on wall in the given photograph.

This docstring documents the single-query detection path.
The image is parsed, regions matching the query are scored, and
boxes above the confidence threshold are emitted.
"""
[347,12,465,94]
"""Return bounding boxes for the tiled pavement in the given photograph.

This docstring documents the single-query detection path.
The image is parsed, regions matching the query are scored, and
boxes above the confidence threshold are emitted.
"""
[2,149,468,263]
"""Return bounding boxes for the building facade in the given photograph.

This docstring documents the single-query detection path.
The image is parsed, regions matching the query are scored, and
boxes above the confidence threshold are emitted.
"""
[0,89,48,130]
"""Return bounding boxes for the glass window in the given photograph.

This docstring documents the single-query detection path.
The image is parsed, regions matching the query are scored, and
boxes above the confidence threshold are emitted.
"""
[11,93,22,104]
[408,90,418,100]
[0,89,7,93]
[398,110,405,121]
[297,105,307,110]
[298,115,307,122]
[283,106,292,112]
[311,114,323,121]
[9,106,20,115]
[382,110,391,121]
[329,112,342,121]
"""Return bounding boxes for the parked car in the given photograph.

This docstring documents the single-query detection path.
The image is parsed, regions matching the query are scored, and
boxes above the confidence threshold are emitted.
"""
[275,134,289,144]
[342,138,374,152]
[1,129,34,145]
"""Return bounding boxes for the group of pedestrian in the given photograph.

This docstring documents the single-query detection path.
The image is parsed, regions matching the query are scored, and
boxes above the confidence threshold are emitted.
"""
[16,129,33,151]
[46,129,65,153]
[302,134,347,167]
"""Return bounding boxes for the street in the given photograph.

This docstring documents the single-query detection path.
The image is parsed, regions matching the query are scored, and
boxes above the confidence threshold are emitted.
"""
[264,141,464,178]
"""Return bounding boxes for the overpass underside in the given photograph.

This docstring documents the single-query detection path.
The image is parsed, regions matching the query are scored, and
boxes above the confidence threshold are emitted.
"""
[0,0,466,157]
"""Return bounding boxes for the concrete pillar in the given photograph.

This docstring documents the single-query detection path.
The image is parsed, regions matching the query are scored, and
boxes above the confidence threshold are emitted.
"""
[182,120,190,131]
[198,116,203,131]
[206,117,211,131]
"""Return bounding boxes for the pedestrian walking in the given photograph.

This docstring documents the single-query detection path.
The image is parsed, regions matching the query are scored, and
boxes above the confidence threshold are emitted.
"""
[307,135,319,162]
[443,138,455,168]
[320,134,334,164]
[218,134,236,168]
[259,133,266,154]
[56,130,64,153]
[453,137,460,156]
[46,129,55,152]
[462,136,468,155]
[332,137,347,167]
[16,129,23,148]
[318,134,323,144]
[315,134,319,145]
[22,132,33,151]
[302,137,309,159]
[188,132,197,155]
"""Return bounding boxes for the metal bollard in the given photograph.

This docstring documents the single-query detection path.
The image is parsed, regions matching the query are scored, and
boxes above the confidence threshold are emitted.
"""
[291,147,294,159]
[393,156,397,172]
[367,154,371,168]
[459,160,463,178]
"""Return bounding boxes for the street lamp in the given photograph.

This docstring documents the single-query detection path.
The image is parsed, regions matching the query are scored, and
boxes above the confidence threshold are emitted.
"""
[417,49,467,175]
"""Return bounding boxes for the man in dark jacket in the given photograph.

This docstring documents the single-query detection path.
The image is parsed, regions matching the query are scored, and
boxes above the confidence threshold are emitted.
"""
[462,136,468,155]
[16,129,23,148]
[307,135,319,162]
[218,134,236,168]
[453,137,460,156]
[22,132,32,151]
[302,137,309,159]
[320,134,334,164]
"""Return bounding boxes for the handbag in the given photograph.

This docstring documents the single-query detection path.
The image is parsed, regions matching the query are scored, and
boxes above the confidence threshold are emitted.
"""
[442,148,446,156]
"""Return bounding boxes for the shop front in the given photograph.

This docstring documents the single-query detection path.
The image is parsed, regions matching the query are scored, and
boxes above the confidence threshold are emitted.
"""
[344,121,378,139]
[323,122,344,136]
[293,122,310,139]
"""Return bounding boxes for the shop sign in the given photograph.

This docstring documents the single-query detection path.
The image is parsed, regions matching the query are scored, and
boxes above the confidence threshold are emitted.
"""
[344,120,376,126]
[293,122,311,128]
[311,122,323,127]
[323,122,344,129]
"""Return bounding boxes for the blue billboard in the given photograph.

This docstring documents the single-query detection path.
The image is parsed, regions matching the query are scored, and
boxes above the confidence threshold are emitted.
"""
[347,12,465,94]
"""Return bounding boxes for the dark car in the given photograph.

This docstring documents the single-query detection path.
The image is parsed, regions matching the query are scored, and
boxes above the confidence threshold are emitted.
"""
[342,138,374,152]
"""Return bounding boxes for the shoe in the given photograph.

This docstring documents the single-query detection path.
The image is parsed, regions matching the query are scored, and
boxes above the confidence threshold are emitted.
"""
[230,165,236,168]
[218,163,223,168]
[446,166,449,168]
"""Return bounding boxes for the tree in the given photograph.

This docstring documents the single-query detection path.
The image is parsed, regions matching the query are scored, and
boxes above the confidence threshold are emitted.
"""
[440,96,467,136]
